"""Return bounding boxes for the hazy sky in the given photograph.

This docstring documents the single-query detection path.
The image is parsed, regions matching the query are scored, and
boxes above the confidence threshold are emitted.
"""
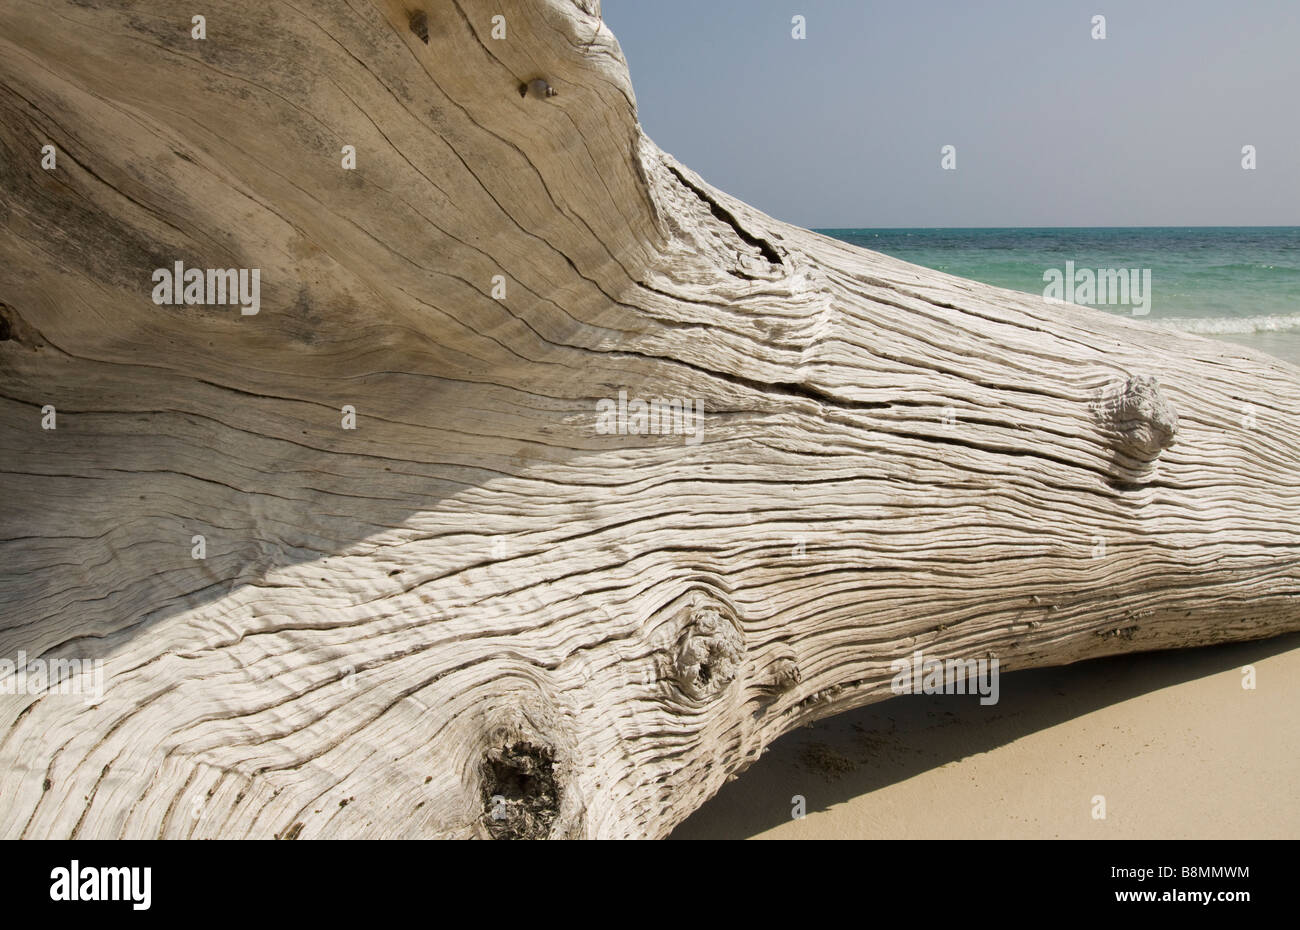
[602,0,1300,228]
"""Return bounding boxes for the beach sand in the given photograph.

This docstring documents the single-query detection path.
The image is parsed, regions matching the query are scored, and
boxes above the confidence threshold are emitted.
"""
[1214,331,1300,368]
[672,632,1300,839]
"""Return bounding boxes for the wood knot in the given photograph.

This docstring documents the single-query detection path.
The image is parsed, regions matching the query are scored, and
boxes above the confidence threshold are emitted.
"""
[771,658,801,692]
[408,10,429,44]
[481,740,559,840]
[473,698,587,840]
[671,592,744,701]
[1102,375,1177,459]
[519,78,558,100]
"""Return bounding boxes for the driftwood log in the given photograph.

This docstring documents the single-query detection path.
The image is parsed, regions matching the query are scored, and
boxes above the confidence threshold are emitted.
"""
[1,0,1298,840]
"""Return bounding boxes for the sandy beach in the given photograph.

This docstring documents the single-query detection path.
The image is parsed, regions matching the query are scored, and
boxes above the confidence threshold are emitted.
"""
[1216,332,1300,369]
[674,633,1300,839]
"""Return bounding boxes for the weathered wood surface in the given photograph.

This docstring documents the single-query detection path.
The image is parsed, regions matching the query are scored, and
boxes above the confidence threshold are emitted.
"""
[1,0,1297,839]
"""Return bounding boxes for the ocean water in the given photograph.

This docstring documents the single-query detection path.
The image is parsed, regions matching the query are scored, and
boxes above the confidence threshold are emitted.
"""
[818,227,1300,366]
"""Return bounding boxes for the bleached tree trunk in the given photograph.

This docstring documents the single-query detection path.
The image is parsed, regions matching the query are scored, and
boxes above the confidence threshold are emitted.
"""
[1,0,1297,840]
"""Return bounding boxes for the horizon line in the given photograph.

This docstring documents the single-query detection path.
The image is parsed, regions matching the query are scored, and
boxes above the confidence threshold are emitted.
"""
[811,224,1300,231]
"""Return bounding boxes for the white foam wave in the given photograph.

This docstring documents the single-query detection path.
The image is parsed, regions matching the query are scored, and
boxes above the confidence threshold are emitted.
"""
[1154,313,1300,335]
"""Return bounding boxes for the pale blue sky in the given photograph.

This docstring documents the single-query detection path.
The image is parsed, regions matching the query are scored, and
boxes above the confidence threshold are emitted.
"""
[603,0,1300,228]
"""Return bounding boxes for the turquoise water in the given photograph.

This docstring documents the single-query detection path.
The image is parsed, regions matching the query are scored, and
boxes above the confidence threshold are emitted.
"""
[818,227,1300,339]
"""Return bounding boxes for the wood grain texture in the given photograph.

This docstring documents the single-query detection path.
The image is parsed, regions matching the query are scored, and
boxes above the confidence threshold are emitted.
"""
[1,0,1297,839]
